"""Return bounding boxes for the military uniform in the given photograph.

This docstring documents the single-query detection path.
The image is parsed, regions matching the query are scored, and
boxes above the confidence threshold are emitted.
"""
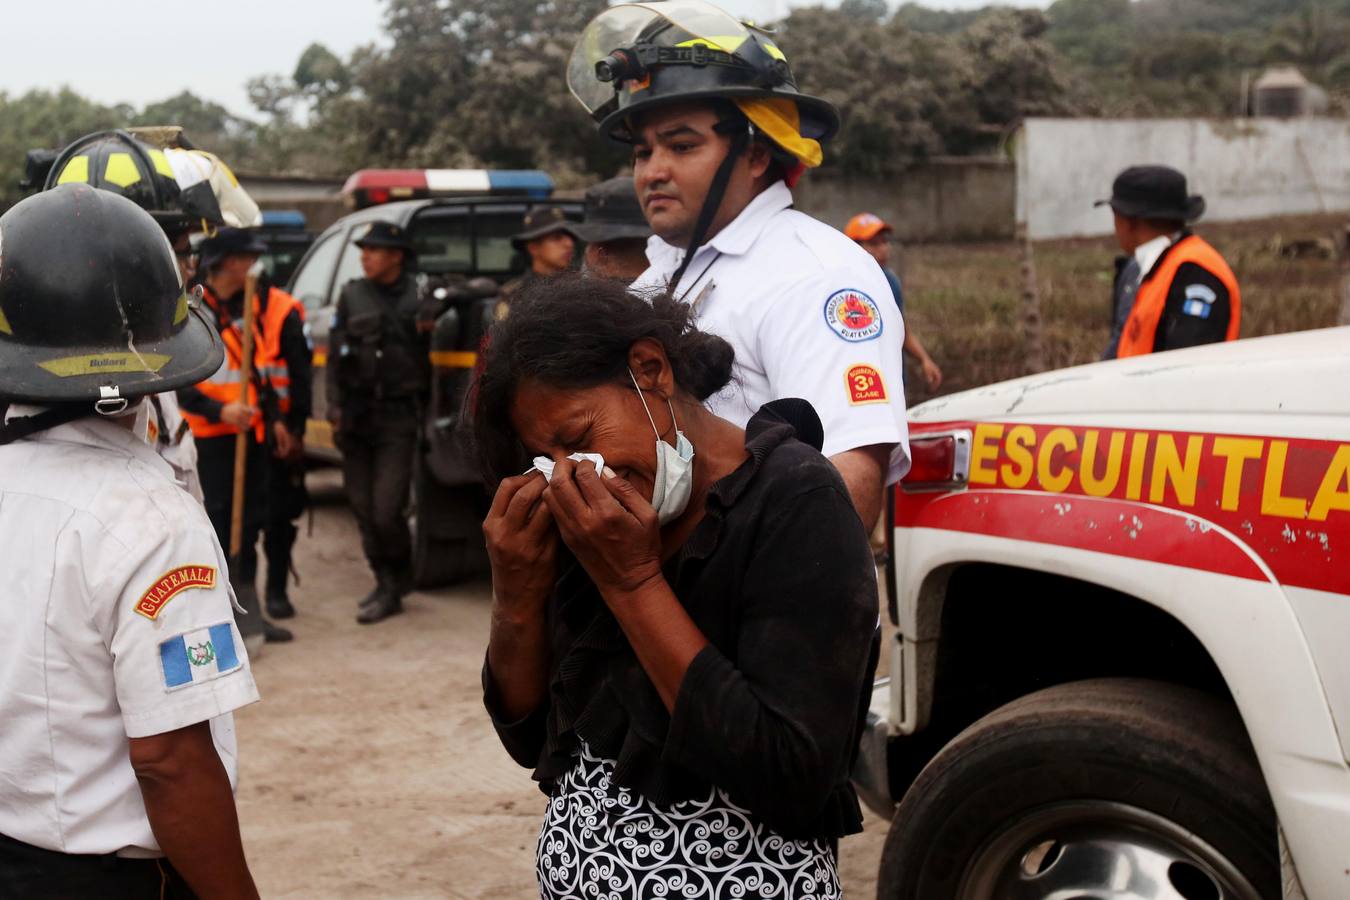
[1095,166,1241,359]
[328,222,427,621]
[500,205,580,309]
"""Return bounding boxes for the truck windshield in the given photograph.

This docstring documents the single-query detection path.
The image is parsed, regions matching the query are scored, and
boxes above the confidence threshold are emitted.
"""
[413,205,532,277]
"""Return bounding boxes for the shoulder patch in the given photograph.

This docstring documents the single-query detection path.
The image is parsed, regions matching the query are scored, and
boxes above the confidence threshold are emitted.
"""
[846,364,889,405]
[1182,283,1218,319]
[824,289,883,342]
[159,622,242,691]
[135,565,217,620]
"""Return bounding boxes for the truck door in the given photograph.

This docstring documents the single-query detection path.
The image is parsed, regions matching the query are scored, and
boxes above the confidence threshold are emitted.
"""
[287,227,355,456]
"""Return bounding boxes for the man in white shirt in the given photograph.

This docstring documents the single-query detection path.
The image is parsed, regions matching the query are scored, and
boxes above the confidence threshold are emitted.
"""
[0,185,260,898]
[569,1,909,528]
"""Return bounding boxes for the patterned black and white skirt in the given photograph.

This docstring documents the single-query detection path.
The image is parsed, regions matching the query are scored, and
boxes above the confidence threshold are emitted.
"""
[536,744,842,900]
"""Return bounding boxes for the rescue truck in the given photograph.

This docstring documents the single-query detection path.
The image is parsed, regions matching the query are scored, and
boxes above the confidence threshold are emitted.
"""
[853,326,1350,899]
[286,169,581,587]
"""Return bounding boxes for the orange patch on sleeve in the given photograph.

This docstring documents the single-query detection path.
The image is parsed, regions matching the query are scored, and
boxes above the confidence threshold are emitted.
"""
[846,364,889,405]
[134,565,217,620]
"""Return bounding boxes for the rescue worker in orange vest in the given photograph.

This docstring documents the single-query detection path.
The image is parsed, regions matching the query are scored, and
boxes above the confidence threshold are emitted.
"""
[179,228,310,646]
[1096,165,1241,359]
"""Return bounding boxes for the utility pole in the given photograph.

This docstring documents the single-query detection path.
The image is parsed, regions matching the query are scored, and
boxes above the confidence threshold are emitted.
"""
[1019,224,1047,375]
[1339,225,1350,326]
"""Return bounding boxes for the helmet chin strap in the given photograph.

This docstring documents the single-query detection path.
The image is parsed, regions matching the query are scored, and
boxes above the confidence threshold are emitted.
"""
[668,116,753,292]
[0,388,136,446]
[0,404,96,446]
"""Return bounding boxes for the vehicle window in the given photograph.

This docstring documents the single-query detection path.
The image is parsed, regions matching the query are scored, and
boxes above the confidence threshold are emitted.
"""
[329,229,367,306]
[413,205,537,277]
[288,233,342,311]
[474,213,527,273]
[413,209,474,274]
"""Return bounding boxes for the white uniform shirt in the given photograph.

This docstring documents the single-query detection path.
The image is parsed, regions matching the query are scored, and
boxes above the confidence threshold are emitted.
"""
[141,392,204,503]
[633,181,911,482]
[0,410,259,856]
[1134,232,1176,282]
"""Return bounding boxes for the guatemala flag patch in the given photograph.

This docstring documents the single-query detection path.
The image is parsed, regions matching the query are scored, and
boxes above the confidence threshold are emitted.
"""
[159,622,242,691]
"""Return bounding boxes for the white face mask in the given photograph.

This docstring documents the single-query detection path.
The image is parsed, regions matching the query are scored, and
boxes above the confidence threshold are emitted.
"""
[630,370,695,525]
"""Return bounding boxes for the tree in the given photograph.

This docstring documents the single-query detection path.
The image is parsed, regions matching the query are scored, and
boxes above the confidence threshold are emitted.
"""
[840,0,889,24]
[0,88,126,211]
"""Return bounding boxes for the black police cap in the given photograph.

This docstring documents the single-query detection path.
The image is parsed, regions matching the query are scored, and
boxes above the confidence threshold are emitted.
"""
[1095,165,1206,222]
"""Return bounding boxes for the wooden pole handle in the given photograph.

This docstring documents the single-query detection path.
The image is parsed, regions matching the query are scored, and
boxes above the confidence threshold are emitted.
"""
[229,271,261,559]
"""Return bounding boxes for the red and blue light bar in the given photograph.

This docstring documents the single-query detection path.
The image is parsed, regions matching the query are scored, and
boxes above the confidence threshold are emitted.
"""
[342,169,554,208]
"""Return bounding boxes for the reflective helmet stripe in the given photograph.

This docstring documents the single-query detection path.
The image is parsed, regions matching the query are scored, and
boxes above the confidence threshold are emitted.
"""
[56,156,90,185]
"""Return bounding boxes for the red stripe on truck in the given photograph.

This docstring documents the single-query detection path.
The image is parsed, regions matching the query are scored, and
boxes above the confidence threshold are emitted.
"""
[896,422,1350,595]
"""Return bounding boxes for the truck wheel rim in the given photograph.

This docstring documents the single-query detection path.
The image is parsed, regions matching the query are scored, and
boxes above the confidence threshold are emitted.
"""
[956,800,1263,900]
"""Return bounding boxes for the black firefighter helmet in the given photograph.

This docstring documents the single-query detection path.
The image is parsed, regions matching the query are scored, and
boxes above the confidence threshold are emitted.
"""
[43,129,189,235]
[567,0,839,145]
[0,184,223,406]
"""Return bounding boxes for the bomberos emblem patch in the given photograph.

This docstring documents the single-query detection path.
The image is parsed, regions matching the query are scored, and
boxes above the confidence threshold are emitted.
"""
[823,289,883,342]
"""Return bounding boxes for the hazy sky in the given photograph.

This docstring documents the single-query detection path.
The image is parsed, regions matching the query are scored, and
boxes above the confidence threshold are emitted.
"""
[0,0,1048,118]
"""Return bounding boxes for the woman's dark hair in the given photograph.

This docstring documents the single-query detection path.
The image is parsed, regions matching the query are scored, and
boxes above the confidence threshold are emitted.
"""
[468,273,734,483]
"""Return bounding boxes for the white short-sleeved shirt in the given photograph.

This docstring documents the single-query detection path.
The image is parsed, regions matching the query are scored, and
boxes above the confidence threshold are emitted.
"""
[141,392,204,503]
[632,181,911,483]
[0,410,259,856]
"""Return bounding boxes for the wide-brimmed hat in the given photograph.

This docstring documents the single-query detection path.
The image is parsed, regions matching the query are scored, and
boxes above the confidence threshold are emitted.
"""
[197,226,269,272]
[1095,165,1205,222]
[844,212,893,242]
[353,220,414,252]
[573,177,650,244]
[512,205,579,248]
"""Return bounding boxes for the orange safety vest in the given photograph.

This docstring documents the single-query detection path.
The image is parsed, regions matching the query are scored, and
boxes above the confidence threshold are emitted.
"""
[183,286,305,440]
[1116,234,1240,358]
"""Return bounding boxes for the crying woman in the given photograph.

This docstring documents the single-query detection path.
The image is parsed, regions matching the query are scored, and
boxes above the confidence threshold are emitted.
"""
[471,273,878,900]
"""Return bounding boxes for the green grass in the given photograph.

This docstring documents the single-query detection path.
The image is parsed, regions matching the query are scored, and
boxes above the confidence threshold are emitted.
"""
[897,214,1347,404]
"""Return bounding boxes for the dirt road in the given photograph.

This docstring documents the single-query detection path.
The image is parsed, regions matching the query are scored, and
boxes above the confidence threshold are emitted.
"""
[235,471,889,898]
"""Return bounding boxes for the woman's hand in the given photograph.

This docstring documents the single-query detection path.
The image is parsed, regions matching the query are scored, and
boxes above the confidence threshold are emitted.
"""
[542,458,663,600]
[483,472,558,612]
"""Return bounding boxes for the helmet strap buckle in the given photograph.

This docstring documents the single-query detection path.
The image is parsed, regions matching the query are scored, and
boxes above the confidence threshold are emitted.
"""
[95,386,129,417]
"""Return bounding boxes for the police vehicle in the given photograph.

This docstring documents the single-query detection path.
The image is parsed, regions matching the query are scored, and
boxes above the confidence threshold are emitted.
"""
[286,169,581,587]
[854,327,1350,899]
[256,209,314,285]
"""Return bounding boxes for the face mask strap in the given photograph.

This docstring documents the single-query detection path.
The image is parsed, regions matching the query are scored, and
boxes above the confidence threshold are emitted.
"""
[629,368,661,437]
[664,396,681,436]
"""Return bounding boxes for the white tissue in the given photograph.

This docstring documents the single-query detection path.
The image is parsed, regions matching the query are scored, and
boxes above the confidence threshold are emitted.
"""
[532,452,605,479]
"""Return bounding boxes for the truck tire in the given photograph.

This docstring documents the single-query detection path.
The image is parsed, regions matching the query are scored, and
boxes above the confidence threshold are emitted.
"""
[876,678,1278,900]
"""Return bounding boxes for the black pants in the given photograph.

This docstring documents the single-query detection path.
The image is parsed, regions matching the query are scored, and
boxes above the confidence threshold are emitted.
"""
[262,452,308,595]
[338,408,417,581]
[196,434,267,635]
[0,832,195,900]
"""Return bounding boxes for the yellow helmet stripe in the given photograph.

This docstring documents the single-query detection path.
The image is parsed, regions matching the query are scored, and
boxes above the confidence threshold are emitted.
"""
[103,153,143,189]
[0,305,11,335]
[149,148,176,179]
[56,155,90,185]
[676,35,747,53]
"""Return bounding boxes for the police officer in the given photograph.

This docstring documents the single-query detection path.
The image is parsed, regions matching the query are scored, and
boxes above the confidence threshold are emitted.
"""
[501,205,580,301]
[575,176,652,282]
[0,185,260,898]
[569,0,909,527]
[1096,165,1241,358]
[328,221,425,623]
[180,228,307,645]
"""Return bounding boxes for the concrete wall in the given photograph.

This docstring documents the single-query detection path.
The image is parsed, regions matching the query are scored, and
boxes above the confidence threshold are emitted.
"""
[236,173,347,231]
[794,157,1015,243]
[1017,117,1350,240]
